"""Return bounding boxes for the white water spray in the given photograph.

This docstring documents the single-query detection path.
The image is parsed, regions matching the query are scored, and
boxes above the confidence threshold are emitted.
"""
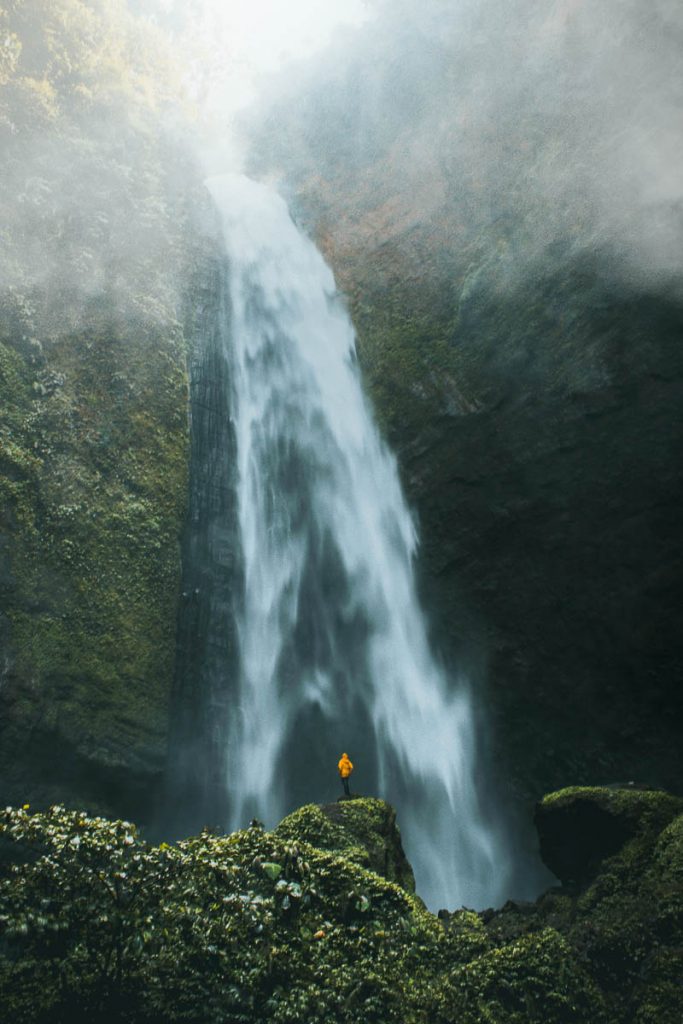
[207,174,509,908]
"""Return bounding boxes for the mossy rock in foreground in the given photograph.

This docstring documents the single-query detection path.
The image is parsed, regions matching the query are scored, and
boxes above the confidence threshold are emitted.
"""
[489,787,683,1023]
[274,797,416,893]
[0,804,438,1024]
[442,927,609,1024]
[2,792,683,1023]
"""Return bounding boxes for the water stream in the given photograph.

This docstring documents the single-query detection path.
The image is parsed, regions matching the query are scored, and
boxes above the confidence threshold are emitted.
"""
[205,174,510,909]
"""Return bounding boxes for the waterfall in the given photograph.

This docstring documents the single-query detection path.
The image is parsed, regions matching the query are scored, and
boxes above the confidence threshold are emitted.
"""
[206,174,509,909]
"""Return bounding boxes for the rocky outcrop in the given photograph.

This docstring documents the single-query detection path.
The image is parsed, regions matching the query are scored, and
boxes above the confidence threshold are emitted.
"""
[534,785,683,885]
[275,797,417,893]
[481,785,683,1023]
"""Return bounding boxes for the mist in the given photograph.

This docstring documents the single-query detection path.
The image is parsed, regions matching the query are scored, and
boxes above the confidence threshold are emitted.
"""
[0,0,199,344]
[4,0,681,323]
[245,0,683,294]
[3,4,683,1014]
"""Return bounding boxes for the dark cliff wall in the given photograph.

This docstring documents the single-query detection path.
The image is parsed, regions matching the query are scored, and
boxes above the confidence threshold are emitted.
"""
[247,0,683,805]
[389,268,683,802]
[327,240,683,808]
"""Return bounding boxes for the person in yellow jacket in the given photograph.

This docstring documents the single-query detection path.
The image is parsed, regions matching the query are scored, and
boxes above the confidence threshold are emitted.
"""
[338,752,353,797]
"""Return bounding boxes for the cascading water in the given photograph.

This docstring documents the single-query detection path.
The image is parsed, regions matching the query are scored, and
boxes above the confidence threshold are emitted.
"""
[206,174,510,909]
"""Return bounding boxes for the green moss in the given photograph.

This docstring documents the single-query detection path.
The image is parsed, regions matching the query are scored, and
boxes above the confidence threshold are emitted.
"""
[275,798,417,893]
[549,798,683,1020]
[634,950,683,1024]
[443,929,608,1024]
[0,312,189,817]
[0,804,471,1023]
[0,0,200,816]
[331,795,399,832]
[3,797,683,1023]
[539,787,683,827]
[650,811,683,868]
[352,291,468,439]
[441,909,492,964]
[275,804,370,864]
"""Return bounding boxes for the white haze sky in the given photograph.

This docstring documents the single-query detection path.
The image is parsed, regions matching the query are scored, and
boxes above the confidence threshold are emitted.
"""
[153,0,370,112]
[214,0,369,72]
[155,0,371,169]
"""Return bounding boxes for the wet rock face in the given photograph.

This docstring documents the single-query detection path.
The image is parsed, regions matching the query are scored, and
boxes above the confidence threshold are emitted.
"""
[0,0,203,822]
[536,796,636,887]
[395,269,683,805]
[0,309,190,823]
[165,248,241,838]
[0,221,225,824]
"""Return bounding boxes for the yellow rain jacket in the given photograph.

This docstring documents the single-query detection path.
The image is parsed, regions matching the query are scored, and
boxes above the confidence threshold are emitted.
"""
[338,753,353,779]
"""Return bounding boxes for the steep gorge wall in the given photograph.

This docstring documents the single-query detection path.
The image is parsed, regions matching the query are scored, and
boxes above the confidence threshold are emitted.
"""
[0,0,211,820]
[248,0,683,805]
[0,299,190,820]
[333,236,683,802]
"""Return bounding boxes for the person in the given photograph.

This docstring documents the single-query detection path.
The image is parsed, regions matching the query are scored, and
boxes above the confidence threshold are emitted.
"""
[337,752,353,796]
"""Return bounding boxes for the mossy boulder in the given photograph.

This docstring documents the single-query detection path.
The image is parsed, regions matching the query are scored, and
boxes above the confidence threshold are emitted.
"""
[567,804,683,1020]
[535,786,683,885]
[484,787,683,1023]
[0,803,440,1024]
[441,928,609,1024]
[274,797,417,893]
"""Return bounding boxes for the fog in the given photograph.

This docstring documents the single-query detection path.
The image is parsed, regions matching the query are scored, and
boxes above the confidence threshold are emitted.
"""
[4,0,681,325]
[245,0,683,294]
[0,0,373,331]
[0,0,198,341]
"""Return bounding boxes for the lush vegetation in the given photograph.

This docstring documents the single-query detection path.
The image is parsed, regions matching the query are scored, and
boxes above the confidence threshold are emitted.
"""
[0,801,441,1023]
[1,789,681,1023]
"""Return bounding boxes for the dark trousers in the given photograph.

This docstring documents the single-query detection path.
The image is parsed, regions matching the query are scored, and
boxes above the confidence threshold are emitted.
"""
[342,777,350,796]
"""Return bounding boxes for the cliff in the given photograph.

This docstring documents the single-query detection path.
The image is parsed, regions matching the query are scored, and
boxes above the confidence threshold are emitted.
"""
[2,0,682,863]
[247,0,683,804]
[0,0,203,820]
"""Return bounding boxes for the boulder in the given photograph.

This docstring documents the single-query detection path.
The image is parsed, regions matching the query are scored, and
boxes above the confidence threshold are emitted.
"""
[274,796,416,893]
[534,785,683,886]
